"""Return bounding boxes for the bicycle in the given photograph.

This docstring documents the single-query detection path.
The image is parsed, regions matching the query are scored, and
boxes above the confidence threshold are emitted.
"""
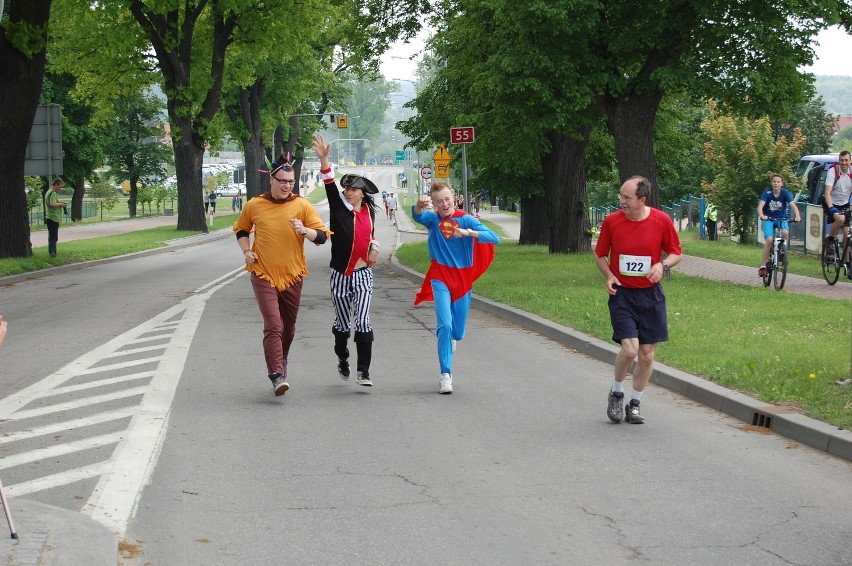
[821,228,852,286]
[762,218,796,291]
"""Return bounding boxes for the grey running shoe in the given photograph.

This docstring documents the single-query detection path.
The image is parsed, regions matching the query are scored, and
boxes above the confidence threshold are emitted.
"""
[356,371,373,387]
[607,391,624,423]
[451,339,457,353]
[439,373,453,394]
[625,400,644,424]
[271,374,289,397]
[338,359,350,381]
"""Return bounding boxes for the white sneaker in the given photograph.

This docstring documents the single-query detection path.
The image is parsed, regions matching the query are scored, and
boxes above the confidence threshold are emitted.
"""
[439,373,453,394]
[451,339,457,353]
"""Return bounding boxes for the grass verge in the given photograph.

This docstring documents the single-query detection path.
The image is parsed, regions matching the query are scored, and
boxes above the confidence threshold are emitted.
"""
[0,216,236,277]
[396,240,852,430]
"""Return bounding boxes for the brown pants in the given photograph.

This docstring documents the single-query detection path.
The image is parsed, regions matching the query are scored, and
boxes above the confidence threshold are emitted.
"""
[250,274,303,376]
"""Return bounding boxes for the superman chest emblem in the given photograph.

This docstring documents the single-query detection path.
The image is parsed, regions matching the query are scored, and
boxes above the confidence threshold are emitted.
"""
[439,218,458,240]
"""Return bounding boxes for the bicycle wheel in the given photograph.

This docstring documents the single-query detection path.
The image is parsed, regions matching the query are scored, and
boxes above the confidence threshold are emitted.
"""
[822,239,840,285]
[773,241,788,290]
[762,259,772,287]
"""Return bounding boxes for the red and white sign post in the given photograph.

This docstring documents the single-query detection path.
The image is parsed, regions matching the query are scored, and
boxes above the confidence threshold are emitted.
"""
[450,127,475,213]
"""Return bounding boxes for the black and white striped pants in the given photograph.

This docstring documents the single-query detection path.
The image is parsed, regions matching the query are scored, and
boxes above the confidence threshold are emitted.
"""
[329,266,373,334]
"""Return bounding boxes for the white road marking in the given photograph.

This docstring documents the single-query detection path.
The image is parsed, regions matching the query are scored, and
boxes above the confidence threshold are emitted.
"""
[0,431,125,470]
[0,267,247,534]
[0,406,138,443]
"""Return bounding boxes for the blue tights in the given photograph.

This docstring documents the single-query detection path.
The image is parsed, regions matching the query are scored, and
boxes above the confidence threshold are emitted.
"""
[431,280,471,374]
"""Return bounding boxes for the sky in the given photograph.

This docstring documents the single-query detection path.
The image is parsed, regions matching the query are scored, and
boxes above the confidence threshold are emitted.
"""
[381,26,852,82]
[802,26,852,76]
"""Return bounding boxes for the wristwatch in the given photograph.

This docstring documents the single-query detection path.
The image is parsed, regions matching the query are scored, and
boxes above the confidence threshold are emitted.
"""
[661,260,668,269]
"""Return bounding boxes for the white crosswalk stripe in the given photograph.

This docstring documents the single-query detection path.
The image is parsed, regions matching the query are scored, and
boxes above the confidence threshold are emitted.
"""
[0,267,246,534]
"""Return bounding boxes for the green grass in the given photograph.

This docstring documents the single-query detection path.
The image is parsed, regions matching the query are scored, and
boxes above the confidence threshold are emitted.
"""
[1,216,236,277]
[396,240,852,430]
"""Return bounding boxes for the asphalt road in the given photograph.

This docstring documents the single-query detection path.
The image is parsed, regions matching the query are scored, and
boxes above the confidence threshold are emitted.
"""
[1,180,851,565]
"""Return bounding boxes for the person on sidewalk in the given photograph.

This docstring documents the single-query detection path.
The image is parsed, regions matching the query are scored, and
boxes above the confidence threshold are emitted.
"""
[704,197,718,241]
[757,174,801,277]
[44,178,67,257]
[823,150,852,262]
[412,181,500,394]
[387,192,398,225]
[595,176,682,424]
[312,134,381,387]
[234,152,330,397]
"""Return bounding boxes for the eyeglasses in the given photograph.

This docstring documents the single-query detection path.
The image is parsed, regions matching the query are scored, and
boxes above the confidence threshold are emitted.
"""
[272,176,296,186]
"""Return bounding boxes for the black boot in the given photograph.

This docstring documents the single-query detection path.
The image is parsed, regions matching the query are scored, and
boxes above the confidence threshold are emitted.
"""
[354,331,374,386]
[333,328,350,380]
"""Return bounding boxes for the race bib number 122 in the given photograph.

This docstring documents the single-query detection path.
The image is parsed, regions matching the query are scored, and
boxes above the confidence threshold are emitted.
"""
[619,254,651,276]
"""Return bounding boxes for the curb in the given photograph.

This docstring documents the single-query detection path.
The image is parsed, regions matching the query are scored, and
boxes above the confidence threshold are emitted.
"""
[387,254,852,462]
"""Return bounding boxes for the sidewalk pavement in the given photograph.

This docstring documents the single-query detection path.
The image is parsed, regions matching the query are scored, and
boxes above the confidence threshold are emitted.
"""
[2,203,850,566]
[28,209,240,249]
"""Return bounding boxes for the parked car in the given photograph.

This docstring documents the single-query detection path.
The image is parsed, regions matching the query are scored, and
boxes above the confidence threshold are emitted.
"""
[216,184,241,197]
[795,153,839,206]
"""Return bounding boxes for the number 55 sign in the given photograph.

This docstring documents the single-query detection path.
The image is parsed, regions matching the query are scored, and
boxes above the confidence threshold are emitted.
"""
[450,127,475,144]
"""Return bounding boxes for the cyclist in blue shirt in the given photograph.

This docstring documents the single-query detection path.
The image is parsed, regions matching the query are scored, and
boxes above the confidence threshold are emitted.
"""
[757,173,801,277]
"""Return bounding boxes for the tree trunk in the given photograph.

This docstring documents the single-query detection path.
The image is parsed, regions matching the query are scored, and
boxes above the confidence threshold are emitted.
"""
[172,122,206,232]
[227,81,266,200]
[0,0,51,258]
[543,130,592,254]
[604,90,664,209]
[273,124,285,159]
[71,178,85,221]
[519,194,549,245]
[129,174,139,218]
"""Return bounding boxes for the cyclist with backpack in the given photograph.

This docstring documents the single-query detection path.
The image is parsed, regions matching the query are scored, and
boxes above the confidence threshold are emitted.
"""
[823,150,852,261]
[757,174,801,278]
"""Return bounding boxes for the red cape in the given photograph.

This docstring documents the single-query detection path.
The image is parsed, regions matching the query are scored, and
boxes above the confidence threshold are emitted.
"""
[414,209,495,305]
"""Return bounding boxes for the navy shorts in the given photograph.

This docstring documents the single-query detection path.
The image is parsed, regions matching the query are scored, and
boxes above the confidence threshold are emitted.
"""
[608,283,669,345]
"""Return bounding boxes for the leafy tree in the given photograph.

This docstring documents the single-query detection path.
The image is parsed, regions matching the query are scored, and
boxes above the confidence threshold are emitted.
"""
[592,1,849,209]
[700,101,806,244]
[151,183,169,213]
[40,70,106,221]
[834,127,852,153]
[771,95,837,156]
[103,91,172,218]
[25,177,43,215]
[344,78,395,165]
[136,184,154,215]
[402,0,602,252]
[0,0,52,258]
[88,173,119,221]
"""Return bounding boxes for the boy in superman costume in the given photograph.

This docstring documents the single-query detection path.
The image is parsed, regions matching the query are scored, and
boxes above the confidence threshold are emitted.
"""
[412,181,500,394]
